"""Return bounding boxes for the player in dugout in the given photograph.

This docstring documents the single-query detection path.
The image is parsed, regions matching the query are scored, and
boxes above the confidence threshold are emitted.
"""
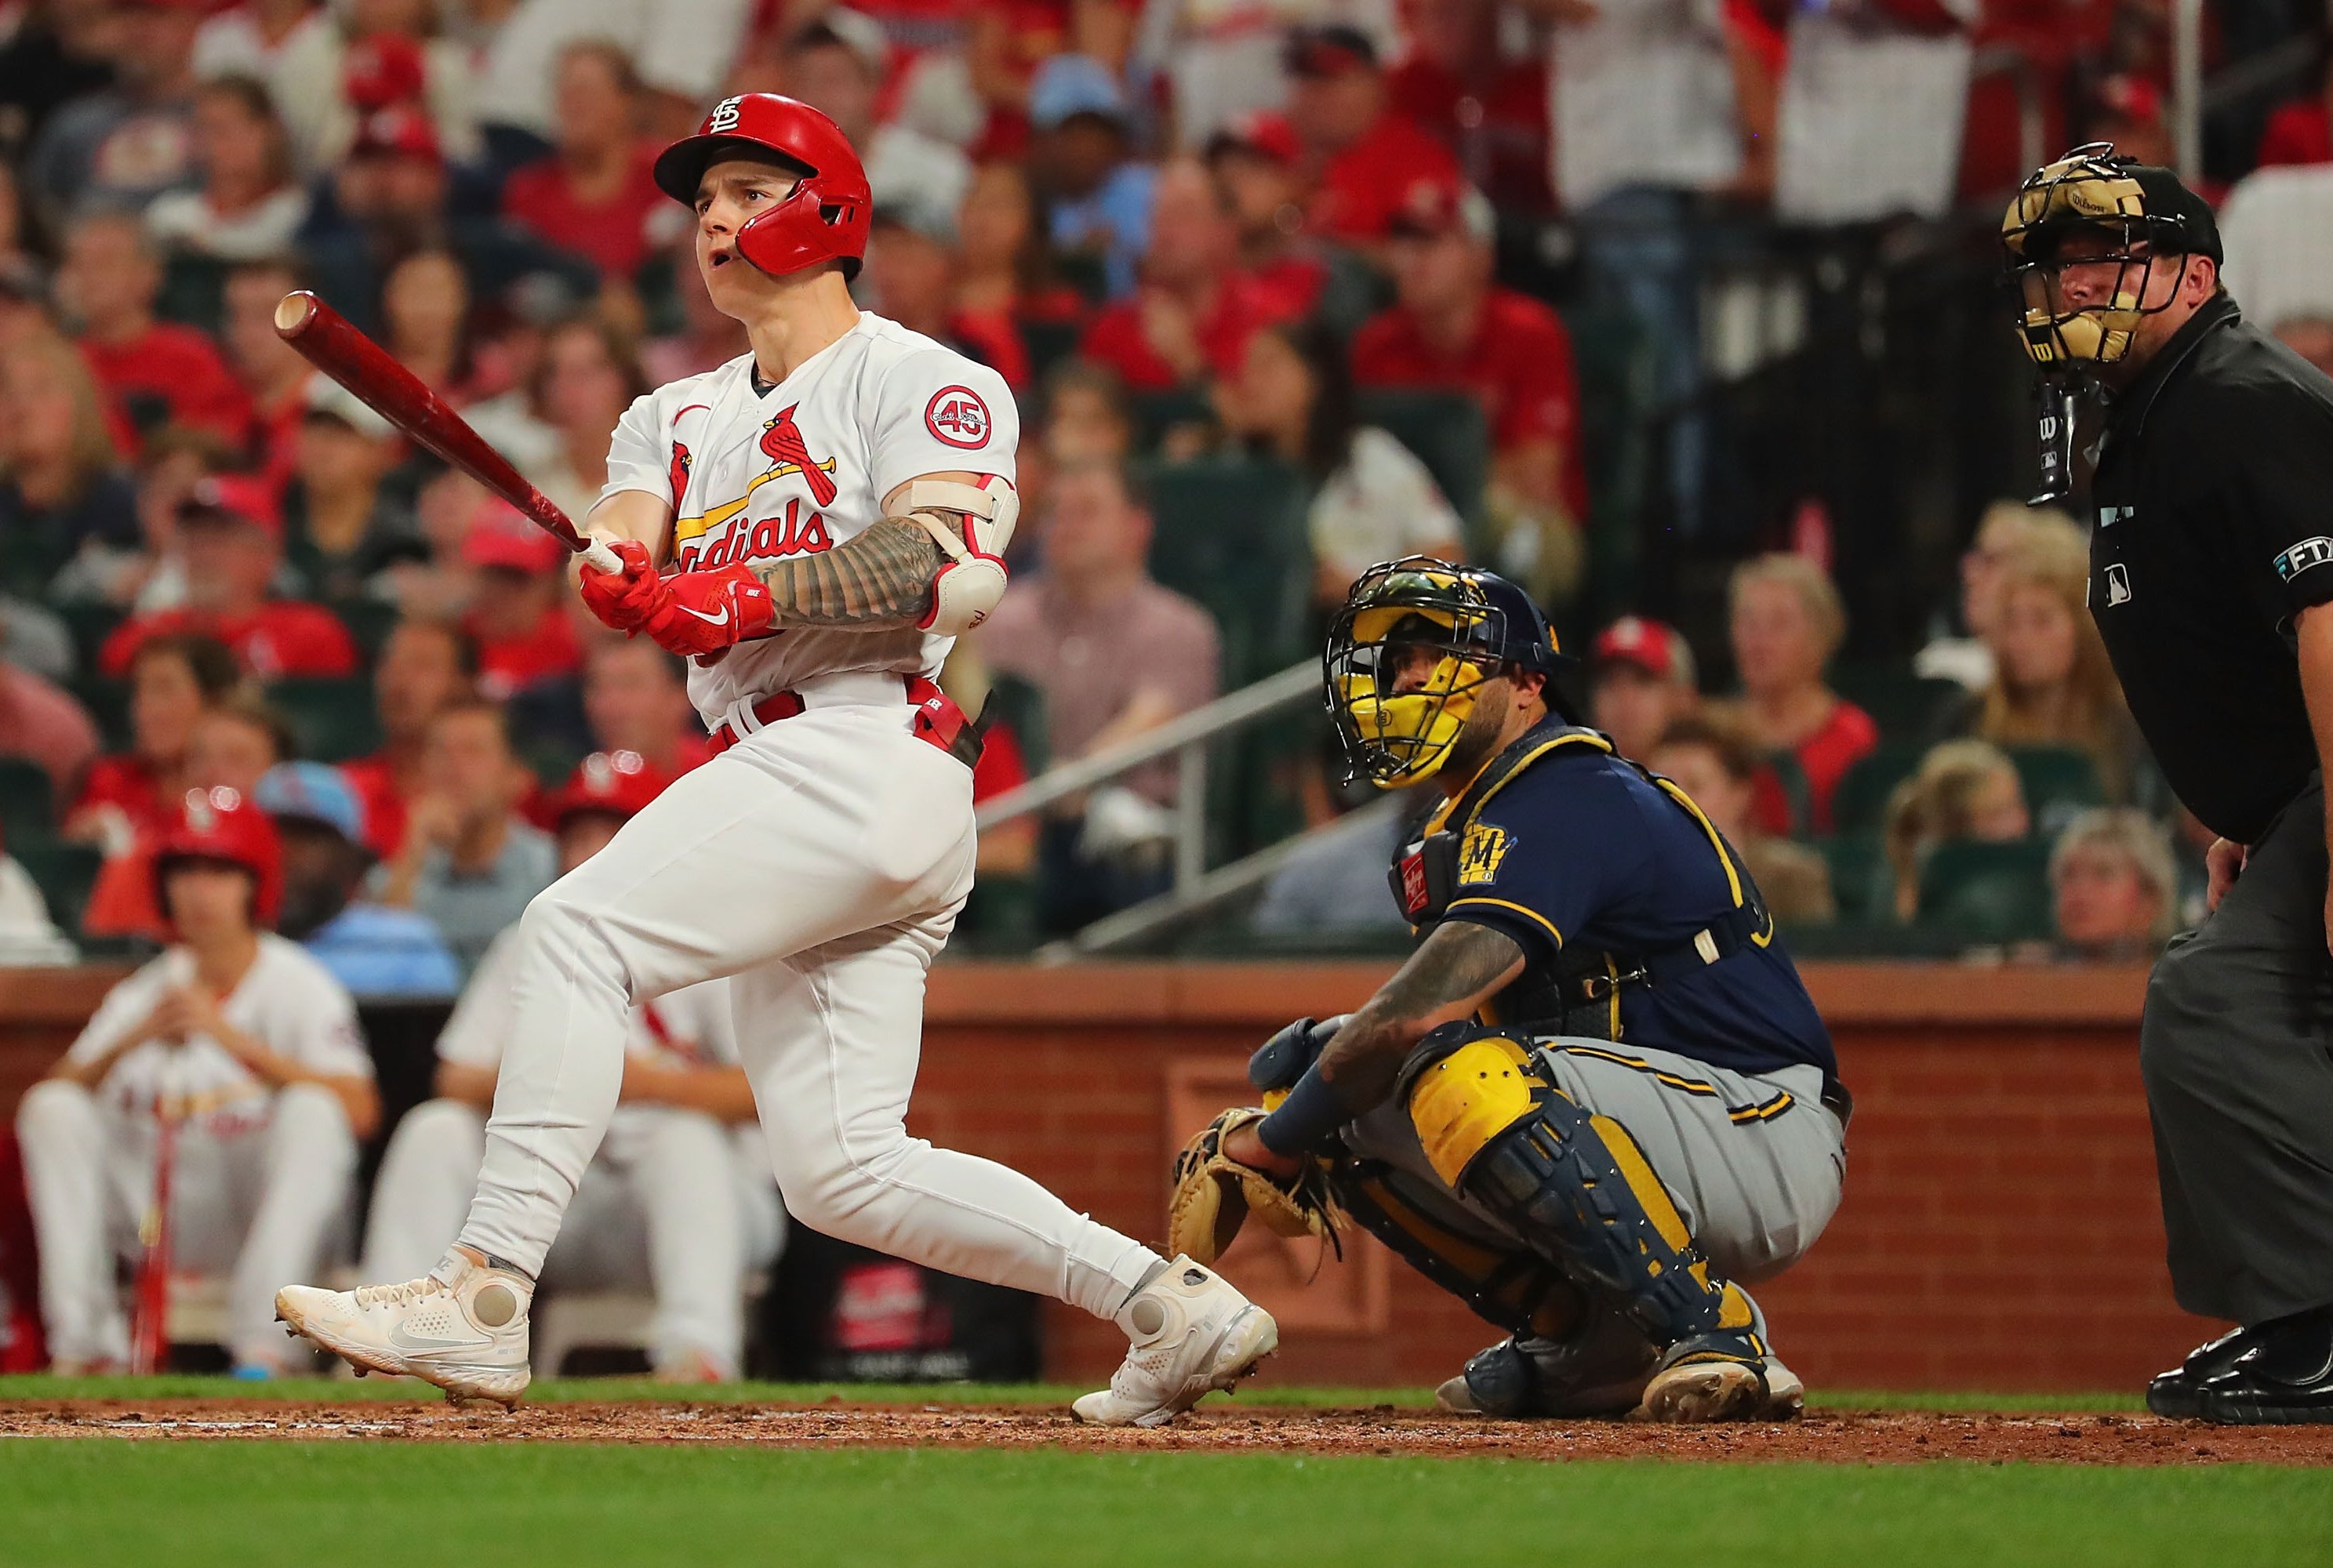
[1176,559,1848,1421]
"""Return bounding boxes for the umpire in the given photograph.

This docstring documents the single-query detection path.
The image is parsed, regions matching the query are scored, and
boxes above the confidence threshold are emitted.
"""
[2004,143,2333,1423]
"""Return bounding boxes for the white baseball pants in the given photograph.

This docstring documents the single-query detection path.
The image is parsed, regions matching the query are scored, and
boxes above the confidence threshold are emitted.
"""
[458,677,1159,1319]
[16,1079,356,1368]
[365,1098,783,1377]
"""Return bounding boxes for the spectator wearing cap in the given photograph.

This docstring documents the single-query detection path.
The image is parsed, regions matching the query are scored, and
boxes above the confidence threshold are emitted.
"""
[1651,713,1836,927]
[460,498,582,702]
[863,204,1034,390]
[500,41,670,283]
[1386,0,1552,217]
[56,212,253,456]
[98,477,359,680]
[24,0,207,221]
[219,256,315,494]
[582,638,711,780]
[284,373,420,604]
[68,633,243,857]
[1721,552,1877,840]
[362,748,782,1383]
[2049,808,2178,963]
[1284,25,1462,247]
[1204,113,1330,324]
[1352,178,1586,603]
[144,75,310,263]
[53,425,238,615]
[951,160,1088,372]
[257,759,460,998]
[1210,315,1463,608]
[781,13,974,239]
[971,0,1133,151]
[0,333,140,598]
[1080,158,1296,393]
[19,783,377,1377]
[369,698,557,978]
[1030,54,1155,301]
[342,616,476,861]
[1590,615,1700,763]
[316,9,482,170]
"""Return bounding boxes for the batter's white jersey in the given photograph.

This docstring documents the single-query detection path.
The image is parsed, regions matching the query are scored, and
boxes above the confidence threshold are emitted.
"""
[64,937,372,1130]
[598,312,1019,731]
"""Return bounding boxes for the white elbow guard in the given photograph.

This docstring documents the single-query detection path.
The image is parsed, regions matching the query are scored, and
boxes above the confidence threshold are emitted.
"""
[903,474,1017,635]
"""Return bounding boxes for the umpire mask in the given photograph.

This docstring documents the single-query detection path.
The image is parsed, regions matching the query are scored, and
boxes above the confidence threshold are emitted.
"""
[1325,558,1561,788]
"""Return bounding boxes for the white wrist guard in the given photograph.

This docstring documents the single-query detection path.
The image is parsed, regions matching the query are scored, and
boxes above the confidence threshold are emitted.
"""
[902,475,1017,636]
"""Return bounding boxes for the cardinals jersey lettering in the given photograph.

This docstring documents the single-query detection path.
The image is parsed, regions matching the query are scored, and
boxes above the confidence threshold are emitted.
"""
[599,313,1019,729]
[63,937,371,1133]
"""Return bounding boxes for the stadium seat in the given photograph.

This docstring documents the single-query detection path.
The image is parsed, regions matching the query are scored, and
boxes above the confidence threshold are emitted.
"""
[1357,390,1488,532]
[13,840,100,936]
[1830,741,1928,836]
[1917,839,2056,945]
[56,602,125,675]
[333,598,404,659]
[272,677,383,764]
[1815,833,1887,925]
[0,757,55,848]
[1832,666,1967,742]
[1018,319,1083,386]
[2008,746,2106,829]
[1129,390,1213,451]
[980,673,1048,775]
[1142,458,1312,688]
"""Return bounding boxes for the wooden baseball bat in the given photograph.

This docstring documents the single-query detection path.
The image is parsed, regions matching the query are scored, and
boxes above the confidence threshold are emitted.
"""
[130,1096,178,1376]
[273,290,621,573]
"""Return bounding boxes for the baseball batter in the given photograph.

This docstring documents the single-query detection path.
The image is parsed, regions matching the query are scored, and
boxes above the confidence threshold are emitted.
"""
[277,93,1275,1422]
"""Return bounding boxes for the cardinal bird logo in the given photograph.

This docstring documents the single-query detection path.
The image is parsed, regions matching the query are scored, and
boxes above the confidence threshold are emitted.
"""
[668,441,692,512]
[759,405,838,506]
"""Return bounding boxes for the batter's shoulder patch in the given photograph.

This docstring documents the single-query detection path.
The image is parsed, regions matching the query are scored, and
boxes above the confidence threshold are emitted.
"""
[925,385,994,449]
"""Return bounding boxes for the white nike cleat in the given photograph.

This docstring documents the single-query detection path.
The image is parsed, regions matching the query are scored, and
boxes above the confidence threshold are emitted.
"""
[274,1250,533,1409]
[1071,1256,1277,1428]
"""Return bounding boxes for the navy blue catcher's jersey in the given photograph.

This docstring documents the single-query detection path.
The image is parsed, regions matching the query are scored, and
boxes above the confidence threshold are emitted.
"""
[1422,738,1838,1087]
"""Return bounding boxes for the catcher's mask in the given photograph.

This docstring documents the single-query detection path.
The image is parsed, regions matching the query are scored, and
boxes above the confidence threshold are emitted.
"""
[2000,143,2219,372]
[1325,557,1560,788]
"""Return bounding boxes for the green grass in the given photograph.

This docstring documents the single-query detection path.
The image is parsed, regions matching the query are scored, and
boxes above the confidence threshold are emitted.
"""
[0,1373,2148,1414]
[2,1443,2328,1568]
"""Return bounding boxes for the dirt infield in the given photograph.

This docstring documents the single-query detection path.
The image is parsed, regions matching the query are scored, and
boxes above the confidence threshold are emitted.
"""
[4,1397,2331,1464]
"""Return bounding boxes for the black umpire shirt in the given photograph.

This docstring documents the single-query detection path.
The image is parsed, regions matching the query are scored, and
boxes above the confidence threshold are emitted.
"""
[2088,294,2333,844]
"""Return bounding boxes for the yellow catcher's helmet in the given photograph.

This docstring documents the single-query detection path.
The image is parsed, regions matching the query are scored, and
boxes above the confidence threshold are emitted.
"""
[1323,557,1561,788]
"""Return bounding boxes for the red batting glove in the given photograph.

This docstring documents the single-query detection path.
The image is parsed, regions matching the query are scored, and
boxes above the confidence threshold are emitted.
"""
[578,539,669,633]
[640,564,776,659]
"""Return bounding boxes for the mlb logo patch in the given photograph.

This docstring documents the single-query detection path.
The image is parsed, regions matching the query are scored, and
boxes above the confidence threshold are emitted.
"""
[2104,562,2133,606]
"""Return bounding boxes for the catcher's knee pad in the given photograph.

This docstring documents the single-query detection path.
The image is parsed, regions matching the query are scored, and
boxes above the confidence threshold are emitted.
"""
[1402,1025,1757,1348]
[1335,1163,1583,1339]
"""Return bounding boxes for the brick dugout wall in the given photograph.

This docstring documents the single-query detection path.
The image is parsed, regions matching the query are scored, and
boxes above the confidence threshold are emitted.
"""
[0,960,2204,1392]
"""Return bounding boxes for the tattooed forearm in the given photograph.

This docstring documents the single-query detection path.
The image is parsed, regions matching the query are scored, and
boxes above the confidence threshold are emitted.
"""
[1315,920,1528,1111]
[749,516,943,628]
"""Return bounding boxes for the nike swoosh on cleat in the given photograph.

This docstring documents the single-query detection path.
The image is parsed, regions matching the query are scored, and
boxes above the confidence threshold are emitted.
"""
[676,604,730,626]
[387,1329,493,1355]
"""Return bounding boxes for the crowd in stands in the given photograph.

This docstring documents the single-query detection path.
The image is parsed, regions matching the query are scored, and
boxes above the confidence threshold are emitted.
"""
[0,0,2326,985]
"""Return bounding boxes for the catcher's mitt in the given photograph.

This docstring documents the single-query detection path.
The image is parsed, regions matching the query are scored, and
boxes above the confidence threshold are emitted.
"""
[1168,1107,1345,1265]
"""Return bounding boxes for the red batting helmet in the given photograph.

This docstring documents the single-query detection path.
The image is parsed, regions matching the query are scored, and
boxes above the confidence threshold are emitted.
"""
[654,93,871,281]
[543,750,672,832]
[154,786,283,929]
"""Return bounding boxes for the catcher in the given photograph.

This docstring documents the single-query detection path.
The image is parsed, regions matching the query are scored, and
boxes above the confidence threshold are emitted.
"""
[1175,560,1848,1421]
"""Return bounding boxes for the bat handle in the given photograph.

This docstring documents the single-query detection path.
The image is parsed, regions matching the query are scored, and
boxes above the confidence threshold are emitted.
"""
[579,539,623,575]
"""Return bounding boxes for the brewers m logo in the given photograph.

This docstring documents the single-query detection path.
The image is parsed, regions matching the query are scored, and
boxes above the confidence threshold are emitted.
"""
[1456,823,1515,885]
